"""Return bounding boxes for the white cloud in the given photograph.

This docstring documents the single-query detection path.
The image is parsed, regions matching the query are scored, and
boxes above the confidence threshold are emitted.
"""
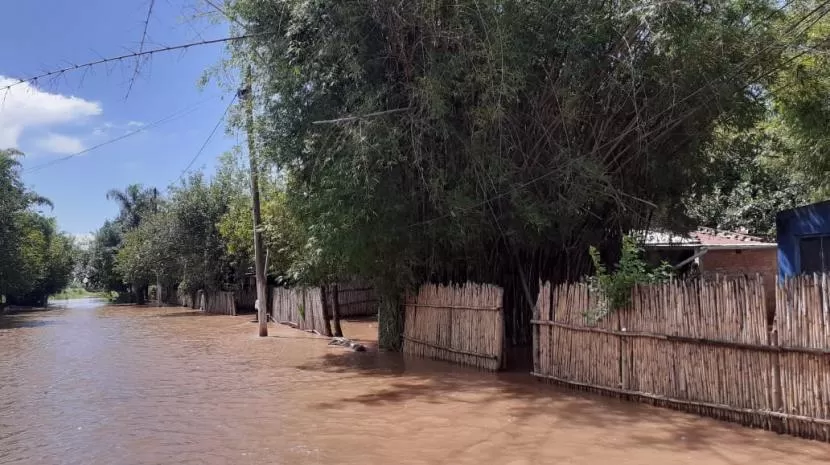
[0,76,102,150]
[35,133,86,154]
[127,120,145,128]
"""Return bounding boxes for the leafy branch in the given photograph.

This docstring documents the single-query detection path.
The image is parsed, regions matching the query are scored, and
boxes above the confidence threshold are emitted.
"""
[586,235,674,324]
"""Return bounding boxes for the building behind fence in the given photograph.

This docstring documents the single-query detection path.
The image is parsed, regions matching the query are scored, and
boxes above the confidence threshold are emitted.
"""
[533,275,830,442]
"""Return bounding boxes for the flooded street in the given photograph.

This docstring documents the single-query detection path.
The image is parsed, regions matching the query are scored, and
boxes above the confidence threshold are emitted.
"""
[1,300,828,465]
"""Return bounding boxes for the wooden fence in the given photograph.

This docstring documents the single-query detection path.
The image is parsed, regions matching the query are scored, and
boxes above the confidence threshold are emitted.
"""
[201,290,237,315]
[271,286,327,333]
[533,275,830,442]
[328,283,378,318]
[775,275,830,440]
[403,283,504,371]
[235,288,257,313]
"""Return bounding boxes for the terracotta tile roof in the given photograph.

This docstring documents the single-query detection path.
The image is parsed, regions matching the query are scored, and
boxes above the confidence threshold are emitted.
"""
[639,227,776,248]
[691,227,771,246]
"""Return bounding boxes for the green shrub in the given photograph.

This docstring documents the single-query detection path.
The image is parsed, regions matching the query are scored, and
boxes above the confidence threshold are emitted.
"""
[586,236,673,323]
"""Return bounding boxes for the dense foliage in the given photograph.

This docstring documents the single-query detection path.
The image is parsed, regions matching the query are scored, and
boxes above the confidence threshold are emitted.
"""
[82,151,301,303]
[69,1,830,349]
[0,149,75,307]
[218,0,810,347]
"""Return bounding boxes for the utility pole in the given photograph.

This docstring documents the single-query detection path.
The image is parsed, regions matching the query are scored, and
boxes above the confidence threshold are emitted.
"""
[241,66,268,337]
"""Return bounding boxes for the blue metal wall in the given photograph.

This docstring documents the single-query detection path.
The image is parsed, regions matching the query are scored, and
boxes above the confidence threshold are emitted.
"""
[776,201,830,278]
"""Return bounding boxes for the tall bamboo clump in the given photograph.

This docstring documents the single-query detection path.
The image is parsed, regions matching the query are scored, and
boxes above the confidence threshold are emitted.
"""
[403,283,504,371]
[233,1,779,354]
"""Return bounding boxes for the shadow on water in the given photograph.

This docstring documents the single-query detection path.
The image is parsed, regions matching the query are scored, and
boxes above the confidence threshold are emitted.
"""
[0,317,64,329]
[155,310,205,318]
[295,350,828,459]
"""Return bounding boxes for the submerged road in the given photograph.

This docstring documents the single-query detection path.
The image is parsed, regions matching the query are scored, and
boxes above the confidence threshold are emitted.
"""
[1,300,827,464]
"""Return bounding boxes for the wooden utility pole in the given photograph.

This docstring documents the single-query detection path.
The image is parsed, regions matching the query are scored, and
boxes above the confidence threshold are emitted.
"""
[241,67,268,337]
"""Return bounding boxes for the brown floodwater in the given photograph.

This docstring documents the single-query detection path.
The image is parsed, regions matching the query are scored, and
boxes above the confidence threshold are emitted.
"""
[2,299,828,465]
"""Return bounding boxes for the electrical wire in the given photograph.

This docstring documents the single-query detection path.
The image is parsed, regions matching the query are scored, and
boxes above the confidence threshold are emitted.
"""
[0,32,275,94]
[23,96,218,174]
[175,94,238,182]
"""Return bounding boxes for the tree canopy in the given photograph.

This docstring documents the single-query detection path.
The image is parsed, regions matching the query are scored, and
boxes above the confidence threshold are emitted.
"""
[0,149,75,307]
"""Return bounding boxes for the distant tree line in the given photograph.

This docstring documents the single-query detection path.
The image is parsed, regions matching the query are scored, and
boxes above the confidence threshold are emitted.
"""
[78,151,303,304]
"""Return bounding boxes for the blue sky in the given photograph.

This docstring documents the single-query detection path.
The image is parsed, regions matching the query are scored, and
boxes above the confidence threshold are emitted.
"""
[1,0,238,236]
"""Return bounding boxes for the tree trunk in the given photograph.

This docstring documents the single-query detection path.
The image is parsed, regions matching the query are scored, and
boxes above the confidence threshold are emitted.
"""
[332,283,343,337]
[320,285,333,337]
[377,286,403,351]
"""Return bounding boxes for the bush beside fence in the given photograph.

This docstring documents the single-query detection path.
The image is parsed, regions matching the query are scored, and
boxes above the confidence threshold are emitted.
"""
[533,275,830,442]
[403,283,504,371]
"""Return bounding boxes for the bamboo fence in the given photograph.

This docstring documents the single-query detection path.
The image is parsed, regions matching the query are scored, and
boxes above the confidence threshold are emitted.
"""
[533,277,800,435]
[271,286,327,333]
[775,274,830,441]
[403,283,504,371]
[328,283,378,318]
[201,290,237,315]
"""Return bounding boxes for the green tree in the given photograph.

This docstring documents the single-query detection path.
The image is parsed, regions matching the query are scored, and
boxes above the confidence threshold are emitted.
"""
[106,184,161,230]
[215,151,303,284]
[1,149,70,307]
[224,0,785,348]
[167,173,233,295]
[769,0,830,194]
[116,209,179,304]
[86,220,128,294]
[686,125,810,237]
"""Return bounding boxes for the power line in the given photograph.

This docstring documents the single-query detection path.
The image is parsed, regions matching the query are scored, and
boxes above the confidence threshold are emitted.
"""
[0,32,274,94]
[176,94,238,182]
[23,97,218,174]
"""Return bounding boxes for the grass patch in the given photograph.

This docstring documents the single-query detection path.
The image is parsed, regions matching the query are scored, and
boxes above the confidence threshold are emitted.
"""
[50,287,109,301]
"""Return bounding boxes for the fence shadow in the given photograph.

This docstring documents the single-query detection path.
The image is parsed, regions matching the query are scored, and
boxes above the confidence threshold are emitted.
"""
[294,349,827,458]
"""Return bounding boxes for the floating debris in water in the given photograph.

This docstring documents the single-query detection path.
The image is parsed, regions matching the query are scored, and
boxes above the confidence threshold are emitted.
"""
[328,337,366,352]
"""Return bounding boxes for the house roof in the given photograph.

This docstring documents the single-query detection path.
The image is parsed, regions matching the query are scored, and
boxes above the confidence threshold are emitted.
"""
[639,227,776,249]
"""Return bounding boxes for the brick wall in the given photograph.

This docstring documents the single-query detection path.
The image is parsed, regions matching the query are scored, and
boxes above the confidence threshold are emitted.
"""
[699,247,777,321]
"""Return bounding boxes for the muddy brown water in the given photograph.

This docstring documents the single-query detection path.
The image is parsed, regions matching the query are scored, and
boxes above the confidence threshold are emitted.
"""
[1,300,828,465]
